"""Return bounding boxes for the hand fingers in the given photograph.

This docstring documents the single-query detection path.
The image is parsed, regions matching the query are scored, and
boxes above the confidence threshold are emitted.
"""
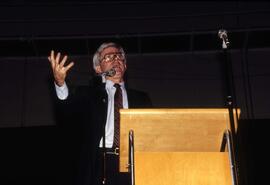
[64,62,74,72]
[59,55,68,68]
[49,50,64,69]
[55,52,61,65]
[50,50,55,62]
[48,50,55,67]
[48,56,55,69]
[48,50,73,73]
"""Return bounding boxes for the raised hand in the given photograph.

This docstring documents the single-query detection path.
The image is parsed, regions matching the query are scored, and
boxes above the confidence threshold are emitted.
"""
[48,50,74,86]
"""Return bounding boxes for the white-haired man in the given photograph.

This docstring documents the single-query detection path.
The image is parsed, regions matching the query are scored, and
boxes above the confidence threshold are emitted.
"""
[48,42,152,185]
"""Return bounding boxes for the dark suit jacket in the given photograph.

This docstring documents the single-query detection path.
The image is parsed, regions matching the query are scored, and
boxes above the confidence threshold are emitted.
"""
[55,76,152,185]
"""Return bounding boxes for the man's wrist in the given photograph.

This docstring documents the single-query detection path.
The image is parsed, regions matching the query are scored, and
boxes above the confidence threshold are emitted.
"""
[55,81,65,87]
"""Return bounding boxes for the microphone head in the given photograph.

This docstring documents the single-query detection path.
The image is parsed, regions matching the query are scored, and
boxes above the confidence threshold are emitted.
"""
[105,68,116,77]
[218,29,230,48]
[218,29,227,39]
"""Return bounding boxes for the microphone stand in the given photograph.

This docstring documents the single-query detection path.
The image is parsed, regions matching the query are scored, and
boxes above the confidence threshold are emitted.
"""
[218,30,238,139]
[218,29,239,185]
[102,120,107,185]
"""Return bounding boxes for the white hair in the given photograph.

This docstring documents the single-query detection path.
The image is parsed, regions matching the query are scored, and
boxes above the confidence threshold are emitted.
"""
[92,42,126,70]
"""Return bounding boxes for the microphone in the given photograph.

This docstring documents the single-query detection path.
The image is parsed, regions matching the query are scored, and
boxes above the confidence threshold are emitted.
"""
[218,29,230,49]
[102,68,116,77]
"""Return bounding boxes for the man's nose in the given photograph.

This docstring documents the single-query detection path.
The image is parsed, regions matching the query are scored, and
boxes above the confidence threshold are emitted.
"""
[112,58,122,64]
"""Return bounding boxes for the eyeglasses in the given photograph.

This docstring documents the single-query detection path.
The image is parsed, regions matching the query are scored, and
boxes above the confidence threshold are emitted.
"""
[101,52,125,63]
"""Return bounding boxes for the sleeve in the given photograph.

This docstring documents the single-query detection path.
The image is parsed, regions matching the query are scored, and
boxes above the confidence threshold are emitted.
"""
[54,82,69,100]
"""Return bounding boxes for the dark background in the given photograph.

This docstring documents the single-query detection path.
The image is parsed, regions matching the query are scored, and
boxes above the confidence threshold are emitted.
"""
[0,1,269,185]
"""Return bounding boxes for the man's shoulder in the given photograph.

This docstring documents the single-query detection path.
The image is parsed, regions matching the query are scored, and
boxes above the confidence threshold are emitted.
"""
[70,76,103,91]
[127,88,148,96]
[69,84,90,94]
[71,78,105,93]
[127,88,152,108]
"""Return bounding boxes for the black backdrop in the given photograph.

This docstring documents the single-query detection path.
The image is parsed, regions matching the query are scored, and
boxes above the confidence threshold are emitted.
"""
[1,1,270,185]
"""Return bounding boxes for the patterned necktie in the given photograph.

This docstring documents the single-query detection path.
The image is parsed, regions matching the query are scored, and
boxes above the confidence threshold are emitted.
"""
[113,84,123,148]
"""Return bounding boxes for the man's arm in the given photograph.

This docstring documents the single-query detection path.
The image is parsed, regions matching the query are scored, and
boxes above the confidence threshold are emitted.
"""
[48,50,75,128]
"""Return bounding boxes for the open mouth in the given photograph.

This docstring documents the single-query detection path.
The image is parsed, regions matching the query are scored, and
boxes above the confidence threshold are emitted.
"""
[113,66,121,72]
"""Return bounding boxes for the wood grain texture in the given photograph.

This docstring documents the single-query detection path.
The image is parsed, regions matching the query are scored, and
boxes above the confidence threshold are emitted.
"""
[120,108,231,171]
[135,152,232,185]
[119,108,237,185]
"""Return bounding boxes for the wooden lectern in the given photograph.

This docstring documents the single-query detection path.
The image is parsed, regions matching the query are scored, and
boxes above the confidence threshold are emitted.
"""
[119,108,238,185]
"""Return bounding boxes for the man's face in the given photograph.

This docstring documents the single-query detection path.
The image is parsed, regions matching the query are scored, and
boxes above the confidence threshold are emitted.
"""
[95,46,127,83]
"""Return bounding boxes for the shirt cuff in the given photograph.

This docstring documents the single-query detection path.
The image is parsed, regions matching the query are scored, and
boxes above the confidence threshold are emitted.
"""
[54,82,69,100]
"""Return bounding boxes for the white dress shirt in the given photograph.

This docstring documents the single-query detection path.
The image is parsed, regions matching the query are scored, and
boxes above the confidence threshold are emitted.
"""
[55,79,128,148]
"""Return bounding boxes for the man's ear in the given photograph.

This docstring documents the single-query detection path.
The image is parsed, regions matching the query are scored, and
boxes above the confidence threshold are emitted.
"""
[95,65,102,74]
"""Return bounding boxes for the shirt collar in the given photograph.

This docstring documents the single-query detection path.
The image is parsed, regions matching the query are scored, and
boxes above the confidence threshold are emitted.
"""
[105,79,125,89]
